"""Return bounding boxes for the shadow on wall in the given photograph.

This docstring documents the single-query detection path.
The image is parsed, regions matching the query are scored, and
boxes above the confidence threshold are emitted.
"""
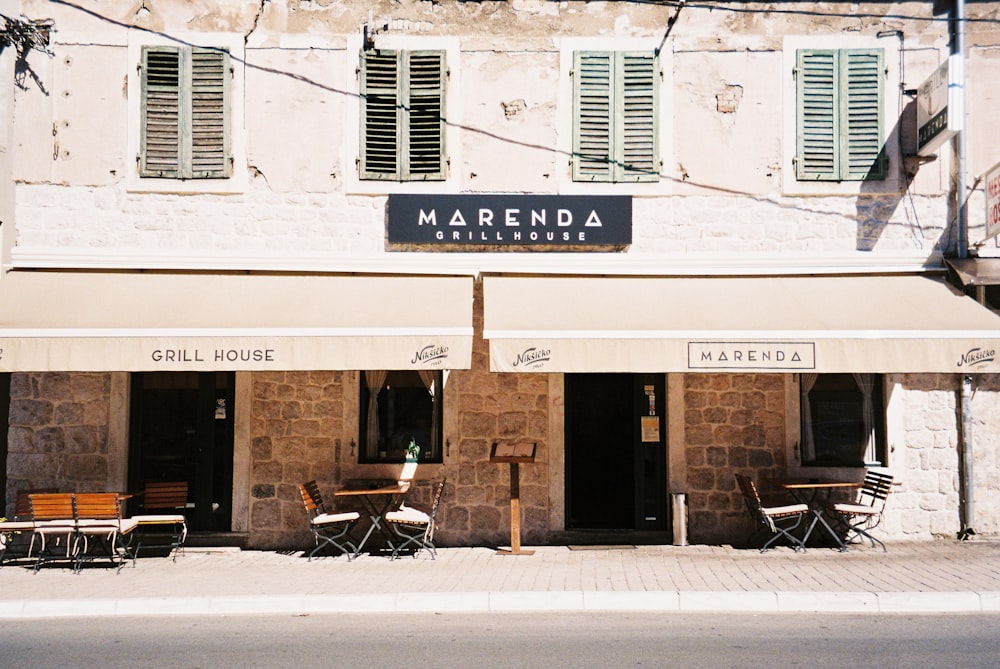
[856,97,949,257]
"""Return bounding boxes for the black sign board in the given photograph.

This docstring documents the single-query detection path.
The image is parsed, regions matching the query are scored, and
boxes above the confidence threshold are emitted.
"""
[387,194,632,247]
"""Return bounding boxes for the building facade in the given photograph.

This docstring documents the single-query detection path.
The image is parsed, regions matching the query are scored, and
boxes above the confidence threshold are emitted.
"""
[2,0,1000,550]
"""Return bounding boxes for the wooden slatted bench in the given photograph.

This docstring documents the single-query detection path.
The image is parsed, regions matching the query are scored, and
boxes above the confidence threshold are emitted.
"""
[73,492,138,572]
[0,488,58,566]
[27,493,77,571]
[131,481,189,560]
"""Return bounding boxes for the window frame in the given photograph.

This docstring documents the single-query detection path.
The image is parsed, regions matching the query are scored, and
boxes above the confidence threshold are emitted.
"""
[139,45,232,180]
[359,48,447,182]
[127,33,246,194]
[359,369,444,465]
[800,373,887,468]
[571,49,660,183]
[794,47,887,182]
[782,35,900,196]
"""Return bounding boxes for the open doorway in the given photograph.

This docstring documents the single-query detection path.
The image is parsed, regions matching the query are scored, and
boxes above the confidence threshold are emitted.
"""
[565,373,666,531]
[128,372,234,531]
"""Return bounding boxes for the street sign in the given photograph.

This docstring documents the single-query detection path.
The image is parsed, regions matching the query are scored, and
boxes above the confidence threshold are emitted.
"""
[985,160,1000,243]
[917,57,963,157]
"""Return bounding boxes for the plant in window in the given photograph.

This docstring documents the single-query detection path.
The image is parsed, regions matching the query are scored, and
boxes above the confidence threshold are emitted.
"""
[406,438,421,462]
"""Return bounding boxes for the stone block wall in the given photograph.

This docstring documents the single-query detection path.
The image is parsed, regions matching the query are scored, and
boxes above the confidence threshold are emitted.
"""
[683,373,788,545]
[4,372,112,515]
[440,367,549,547]
[888,374,1000,540]
[247,370,347,549]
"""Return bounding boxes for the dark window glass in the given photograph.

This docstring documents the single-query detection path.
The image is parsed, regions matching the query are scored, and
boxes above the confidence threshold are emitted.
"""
[801,373,885,467]
[360,370,442,464]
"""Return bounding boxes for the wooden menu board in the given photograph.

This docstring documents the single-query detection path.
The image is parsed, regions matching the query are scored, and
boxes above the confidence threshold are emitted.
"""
[490,441,537,555]
[489,442,537,463]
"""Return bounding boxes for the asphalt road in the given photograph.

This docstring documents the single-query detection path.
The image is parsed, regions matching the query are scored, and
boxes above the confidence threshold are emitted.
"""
[5,611,1000,668]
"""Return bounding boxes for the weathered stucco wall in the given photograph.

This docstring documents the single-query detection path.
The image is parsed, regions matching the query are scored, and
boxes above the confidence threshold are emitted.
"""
[12,0,1000,262]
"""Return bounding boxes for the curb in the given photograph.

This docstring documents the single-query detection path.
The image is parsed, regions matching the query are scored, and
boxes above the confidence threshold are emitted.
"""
[0,590,996,618]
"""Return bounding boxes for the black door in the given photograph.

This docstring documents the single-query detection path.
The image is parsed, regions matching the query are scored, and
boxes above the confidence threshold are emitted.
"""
[128,372,234,531]
[0,373,9,512]
[565,373,666,530]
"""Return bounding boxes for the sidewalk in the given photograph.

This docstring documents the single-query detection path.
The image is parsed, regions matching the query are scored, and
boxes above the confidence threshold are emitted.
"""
[2,540,1000,618]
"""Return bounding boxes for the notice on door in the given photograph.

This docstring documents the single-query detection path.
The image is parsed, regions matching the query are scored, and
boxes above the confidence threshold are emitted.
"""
[641,415,660,443]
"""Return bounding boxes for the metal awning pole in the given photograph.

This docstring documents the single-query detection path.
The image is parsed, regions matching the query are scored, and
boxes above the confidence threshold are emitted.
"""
[959,375,975,539]
[955,0,968,259]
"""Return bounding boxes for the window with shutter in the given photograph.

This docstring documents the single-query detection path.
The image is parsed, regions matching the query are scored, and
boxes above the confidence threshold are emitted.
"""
[572,50,659,183]
[795,48,886,182]
[140,46,231,179]
[360,49,446,182]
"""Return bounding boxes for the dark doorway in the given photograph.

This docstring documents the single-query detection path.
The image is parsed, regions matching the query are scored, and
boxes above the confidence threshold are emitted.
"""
[0,373,9,515]
[565,373,666,530]
[128,372,234,531]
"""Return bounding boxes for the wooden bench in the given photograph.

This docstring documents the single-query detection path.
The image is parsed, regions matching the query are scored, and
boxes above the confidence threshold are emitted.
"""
[0,488,58,566]
[27,492,77,571]
[131,481,189,560]
[72,492,138,572]
[25,492,138,572]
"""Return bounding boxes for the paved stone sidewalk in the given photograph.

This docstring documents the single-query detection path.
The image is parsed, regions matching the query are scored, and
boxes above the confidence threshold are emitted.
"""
[2,540,1000,617]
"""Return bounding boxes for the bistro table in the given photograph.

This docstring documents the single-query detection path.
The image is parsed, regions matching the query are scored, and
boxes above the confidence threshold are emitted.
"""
[780,478,862,551]
[334,481,411,557]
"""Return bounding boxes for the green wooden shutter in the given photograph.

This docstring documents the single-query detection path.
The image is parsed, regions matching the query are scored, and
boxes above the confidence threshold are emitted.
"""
[618,51,659,182]
[189,47,231,178]
[573,51,659,183]
[140,46,230,179]
[842,49,886,181]
[140,46,182,177]
[360,50,446,181]
[796,48,886,181]
[796,49,838,181]
[573,51,614,182]
[360,50,401,180]
[404,51,445,181]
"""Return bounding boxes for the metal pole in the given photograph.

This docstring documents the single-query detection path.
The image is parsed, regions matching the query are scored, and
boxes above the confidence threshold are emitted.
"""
[959,375,975,539]
[955,0,968,258]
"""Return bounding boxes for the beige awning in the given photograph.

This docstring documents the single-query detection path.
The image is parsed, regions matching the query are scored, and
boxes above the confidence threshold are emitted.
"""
[0,272,473,371]
[483,274,1000,373]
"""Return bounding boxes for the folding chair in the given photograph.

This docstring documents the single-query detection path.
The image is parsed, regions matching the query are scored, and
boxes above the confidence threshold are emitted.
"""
[72,493,137,573]
[130,481,189,561]
[830,470,894,552]
[735,474,809,553]
[27,493,77,571]
[385,478,446,560]
[298,481,360,560]
[0,488,58,566]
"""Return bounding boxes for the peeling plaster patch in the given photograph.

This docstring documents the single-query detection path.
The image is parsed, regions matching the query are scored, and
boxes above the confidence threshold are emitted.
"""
[716,84,743,114]
[502,99,526,119]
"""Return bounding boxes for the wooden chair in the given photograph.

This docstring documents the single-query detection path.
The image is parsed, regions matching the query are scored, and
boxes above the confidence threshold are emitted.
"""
[385,479,446,560]
[72,492,138,572]
[131,481,189,560]
[0,488,58,566]
[27,493,77,571]
[14,487,58,521]
[299,481,360,560]
[735,474,809,553]
[830,471,894,552]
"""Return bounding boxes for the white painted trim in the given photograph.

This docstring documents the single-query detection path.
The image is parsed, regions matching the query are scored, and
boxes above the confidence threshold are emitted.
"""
[8,247,946,277]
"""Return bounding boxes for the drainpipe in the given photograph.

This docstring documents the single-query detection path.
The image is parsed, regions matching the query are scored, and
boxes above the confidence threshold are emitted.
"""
[953,0,975,541]
[958,375,975,539]
[954,0,968,258]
